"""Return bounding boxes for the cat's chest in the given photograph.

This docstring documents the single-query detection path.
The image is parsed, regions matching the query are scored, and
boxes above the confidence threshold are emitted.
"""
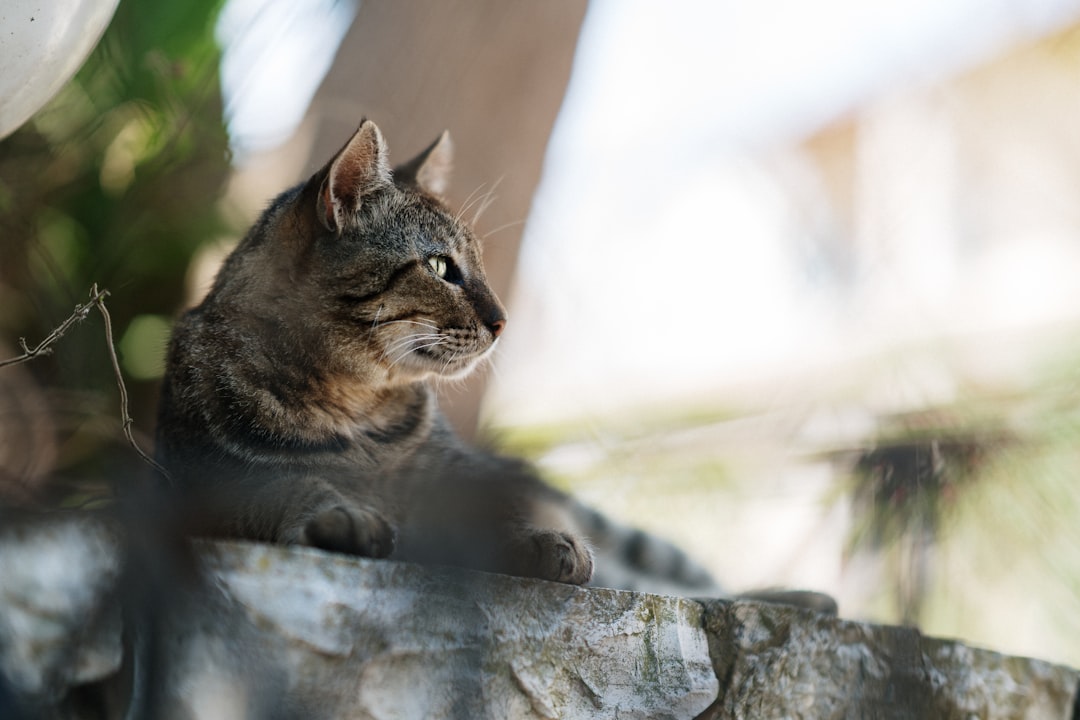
[310,418,439,479]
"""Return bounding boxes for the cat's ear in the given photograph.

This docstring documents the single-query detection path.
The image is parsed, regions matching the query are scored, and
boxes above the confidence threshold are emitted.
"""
[394,130,453,197]
[318,120,392,233]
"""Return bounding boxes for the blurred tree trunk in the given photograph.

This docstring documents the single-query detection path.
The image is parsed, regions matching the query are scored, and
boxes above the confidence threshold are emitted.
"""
[295,0,588,440]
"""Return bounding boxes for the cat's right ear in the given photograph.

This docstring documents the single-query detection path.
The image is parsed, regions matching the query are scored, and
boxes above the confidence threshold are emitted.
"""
[394,130,453,197]
[317,120,393,233]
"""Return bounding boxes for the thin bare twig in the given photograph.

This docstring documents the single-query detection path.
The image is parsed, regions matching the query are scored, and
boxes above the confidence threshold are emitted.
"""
[90,284,173,483]
[0,285,173,483]
[0,286,108,368]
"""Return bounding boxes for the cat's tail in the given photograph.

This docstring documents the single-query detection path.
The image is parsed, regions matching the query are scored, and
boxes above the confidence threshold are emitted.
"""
[564,499,724,597]
[566,499,839,615]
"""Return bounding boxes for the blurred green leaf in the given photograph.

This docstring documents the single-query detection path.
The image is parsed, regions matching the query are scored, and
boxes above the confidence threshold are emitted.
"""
[0,0,231,491]
[119,314,172,380]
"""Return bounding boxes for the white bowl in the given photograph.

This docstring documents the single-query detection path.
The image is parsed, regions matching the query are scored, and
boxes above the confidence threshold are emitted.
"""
[0,0,120,139]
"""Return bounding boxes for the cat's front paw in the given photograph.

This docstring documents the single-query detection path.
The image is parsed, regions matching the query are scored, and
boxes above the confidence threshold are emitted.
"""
[301,504,396,558]
[524,529,594,586]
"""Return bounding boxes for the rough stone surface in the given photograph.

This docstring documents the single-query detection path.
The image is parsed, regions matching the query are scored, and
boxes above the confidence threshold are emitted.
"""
[700,600,1080,720]
[0,515,122,704]
[194,541,719,719]
[1,515,1077,719]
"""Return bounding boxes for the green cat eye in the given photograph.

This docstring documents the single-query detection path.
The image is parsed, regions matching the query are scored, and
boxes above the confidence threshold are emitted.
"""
[428,256,448,278]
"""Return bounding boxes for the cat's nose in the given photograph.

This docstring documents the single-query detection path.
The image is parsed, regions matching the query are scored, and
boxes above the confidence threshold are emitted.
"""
[488,317,506,338]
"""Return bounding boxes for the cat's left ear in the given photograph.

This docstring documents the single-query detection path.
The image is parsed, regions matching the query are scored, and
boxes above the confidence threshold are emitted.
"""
[319,120,392,233]
[394,130,453,197]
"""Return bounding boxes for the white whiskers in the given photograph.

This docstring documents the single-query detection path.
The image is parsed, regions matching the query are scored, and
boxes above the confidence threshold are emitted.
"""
[382,332,449,370]
[374,318,440,332]
[455,178,503,227]
[481,218,526,243]
[471,178,502,226]
[455,182,490,226]
[375,318,497,379]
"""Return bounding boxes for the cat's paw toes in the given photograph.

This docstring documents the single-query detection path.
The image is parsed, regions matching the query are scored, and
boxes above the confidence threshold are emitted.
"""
[529,529,594,585]
[302,504,396,558]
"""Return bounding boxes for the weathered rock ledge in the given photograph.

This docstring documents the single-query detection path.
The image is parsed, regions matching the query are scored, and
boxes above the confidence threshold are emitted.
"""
[1,515,1077,719]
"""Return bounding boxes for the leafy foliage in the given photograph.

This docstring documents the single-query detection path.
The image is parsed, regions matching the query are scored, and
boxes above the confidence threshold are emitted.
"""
[844,412,1002,625]
[0,0,230,494]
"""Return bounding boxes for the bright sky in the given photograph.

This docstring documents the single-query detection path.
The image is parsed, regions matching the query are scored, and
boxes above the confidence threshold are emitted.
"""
[217,0,1080,424]
[490,0,1080,422]
[582,0,1079,155]
[217,0,356,160]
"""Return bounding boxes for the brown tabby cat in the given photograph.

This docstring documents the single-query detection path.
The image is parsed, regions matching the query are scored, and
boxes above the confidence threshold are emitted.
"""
[156,120,715,591]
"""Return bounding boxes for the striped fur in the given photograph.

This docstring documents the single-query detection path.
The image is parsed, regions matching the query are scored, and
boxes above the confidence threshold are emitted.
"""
[156,120,715,592]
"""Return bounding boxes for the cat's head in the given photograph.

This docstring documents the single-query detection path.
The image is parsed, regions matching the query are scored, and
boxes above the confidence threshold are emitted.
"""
[218,120,506,386]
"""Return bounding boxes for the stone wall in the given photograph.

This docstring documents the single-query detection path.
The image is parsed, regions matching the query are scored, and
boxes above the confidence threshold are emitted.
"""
[1,515,1077,719]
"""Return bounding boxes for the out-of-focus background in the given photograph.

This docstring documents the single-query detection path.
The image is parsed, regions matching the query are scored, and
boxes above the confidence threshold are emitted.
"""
[5,0,1080,667]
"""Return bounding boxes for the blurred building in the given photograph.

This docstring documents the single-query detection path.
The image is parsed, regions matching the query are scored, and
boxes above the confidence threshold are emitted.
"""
[793,22,1080,406]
